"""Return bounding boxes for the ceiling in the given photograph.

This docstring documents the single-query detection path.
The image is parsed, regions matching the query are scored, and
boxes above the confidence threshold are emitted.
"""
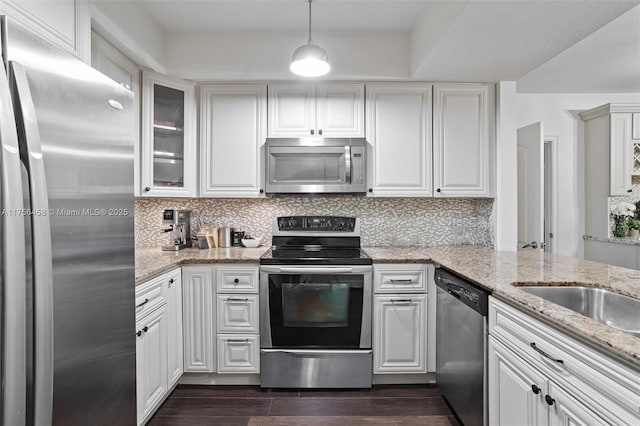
[129,0,640,92]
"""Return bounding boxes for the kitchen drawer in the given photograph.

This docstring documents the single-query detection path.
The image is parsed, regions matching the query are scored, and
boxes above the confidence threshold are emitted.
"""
[374,264,427,293]
[136,273,169,319]
[217,334,260,373]
[489,298,640,421]
[217,265,259,293]
[217,294,259,333]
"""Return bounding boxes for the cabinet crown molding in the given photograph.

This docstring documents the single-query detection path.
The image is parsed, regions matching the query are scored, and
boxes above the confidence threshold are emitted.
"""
[579,103,640,121]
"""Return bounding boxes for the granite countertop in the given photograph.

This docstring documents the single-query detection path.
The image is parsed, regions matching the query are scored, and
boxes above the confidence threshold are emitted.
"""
[135,246,269,283]
[584,234,640,246]
[135,244,640,369]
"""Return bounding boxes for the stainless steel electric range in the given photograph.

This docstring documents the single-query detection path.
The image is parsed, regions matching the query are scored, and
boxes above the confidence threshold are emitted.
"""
[259,216,373,388]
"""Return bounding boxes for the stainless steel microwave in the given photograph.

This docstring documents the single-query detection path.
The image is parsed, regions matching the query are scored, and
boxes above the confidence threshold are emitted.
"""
[265,138,367,194]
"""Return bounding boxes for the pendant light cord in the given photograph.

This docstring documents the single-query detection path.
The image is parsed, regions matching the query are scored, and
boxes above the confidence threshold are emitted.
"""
[308,0,313,43]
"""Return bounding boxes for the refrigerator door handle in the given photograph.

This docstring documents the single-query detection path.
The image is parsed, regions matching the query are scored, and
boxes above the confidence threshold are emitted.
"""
[10,61,54,426]
[0,58,27,426]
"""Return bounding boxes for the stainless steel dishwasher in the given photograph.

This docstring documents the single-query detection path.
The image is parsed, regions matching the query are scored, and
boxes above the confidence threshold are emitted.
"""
[435,268,489,426]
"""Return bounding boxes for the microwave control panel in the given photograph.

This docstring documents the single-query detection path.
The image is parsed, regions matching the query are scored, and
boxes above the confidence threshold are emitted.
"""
[277,216,356,232]
[351,145,365,185]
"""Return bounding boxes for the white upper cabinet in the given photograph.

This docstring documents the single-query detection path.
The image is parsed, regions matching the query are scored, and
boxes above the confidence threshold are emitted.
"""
[0,0,90,62]
[433,84,493,197]
[268,83,364,138]
[316,83,365,137]
[141,71,197,197]
[610,113,634,195]
[633,113,640,140]
[91,31,141,196]
[200,84,267,197]
[366,83,432,196]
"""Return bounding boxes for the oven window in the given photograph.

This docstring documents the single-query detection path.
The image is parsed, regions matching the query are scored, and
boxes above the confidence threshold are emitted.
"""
[282,282,349,327]
[268,273,365,349]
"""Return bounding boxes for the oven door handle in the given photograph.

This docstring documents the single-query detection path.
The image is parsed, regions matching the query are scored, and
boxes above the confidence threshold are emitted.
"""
[276,267,354,274]
[261,349,373,355]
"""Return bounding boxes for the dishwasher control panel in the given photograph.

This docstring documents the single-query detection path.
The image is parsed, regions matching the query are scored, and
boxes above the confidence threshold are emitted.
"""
[435,268,489,315]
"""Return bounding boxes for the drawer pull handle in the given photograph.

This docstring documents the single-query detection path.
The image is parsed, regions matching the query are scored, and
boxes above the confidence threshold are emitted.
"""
[227,339,249,343]
[226,298,249,303]
[135,298,149,309]
[530,342,564,365]
[233,278,240,284]
[136,326,148,337]
[390,298,412,304]
[531,384,541,395]
[545,395,555,406]
[390,279,413,284]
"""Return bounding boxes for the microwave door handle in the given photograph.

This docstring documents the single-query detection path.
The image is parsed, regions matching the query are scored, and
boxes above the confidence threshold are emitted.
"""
[345,145,351,183]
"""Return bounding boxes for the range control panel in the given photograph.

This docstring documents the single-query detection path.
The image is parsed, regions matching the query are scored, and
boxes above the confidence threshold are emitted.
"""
[277,216,356,232]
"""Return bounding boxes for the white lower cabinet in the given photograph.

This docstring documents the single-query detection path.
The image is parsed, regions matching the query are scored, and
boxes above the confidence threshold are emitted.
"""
[182,266,215,372]
[135,268,183,425]
[488,297,640,426]
[217,294,259,333]
[182,264,260,378]
[136,306,167,425]
[217,335,260,373]
[372,264,431,375]
[165,271,183,387]
[373,295,426,373]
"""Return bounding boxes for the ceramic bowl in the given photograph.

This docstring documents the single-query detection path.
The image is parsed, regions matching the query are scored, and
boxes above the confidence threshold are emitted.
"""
[241,237,262,248]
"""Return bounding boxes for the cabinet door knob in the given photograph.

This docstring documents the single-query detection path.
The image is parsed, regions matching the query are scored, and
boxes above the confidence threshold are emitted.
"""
[168,278,174,284]
[368,188,373,193]
[142,326,148,333]
[628,189,633,193]
[144,186,150,192]
[259,189,264,194]
[545,395,555,406]
[531,384,541,395]
[136,330,142,337]
[310,129,315,135]
[436,188,441,193]
[318,129,323,135]
[234,278,240,283]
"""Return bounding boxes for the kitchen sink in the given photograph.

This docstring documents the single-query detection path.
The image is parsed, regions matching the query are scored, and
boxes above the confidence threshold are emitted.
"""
[519,286,640,338]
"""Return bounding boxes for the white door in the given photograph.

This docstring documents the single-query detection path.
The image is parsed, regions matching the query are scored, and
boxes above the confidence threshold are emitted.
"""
[366,83,432,196]
[316,83,365,137]
[517,122,544,251]
[373,295,427,373]
[165,272,183,388]
[267,84,316,137]
[488,337,547,426]
[433,84,492,197]
[182,266,215,372]
[199,85,267,197]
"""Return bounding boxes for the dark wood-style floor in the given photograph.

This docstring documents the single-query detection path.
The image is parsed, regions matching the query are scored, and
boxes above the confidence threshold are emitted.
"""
[149,384,460,425]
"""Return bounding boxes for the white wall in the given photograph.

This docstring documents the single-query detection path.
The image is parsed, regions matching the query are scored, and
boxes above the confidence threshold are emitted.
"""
[163,30,409,81]
[517,93,640,258]
[91,0,166,72]
[495,82,518,251]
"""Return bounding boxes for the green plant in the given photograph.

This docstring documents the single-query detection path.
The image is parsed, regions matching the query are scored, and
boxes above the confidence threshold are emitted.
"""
[628,218,640,230]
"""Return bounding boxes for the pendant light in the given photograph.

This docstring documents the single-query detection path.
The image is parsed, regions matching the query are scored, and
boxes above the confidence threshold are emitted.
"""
[290,0,330,77]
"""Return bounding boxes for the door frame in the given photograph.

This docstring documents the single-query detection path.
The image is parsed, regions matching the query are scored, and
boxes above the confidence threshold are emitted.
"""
[543,136,558,254]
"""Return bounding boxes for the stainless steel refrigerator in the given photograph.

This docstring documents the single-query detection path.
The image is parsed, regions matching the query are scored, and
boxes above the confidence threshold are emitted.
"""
[0,16,136,425]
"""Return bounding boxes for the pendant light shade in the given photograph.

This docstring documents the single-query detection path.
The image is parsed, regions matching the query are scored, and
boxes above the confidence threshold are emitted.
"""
[290,0,330,77]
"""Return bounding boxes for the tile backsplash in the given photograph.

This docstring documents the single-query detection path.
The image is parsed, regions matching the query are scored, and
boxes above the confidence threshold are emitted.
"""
[135,196,495,248]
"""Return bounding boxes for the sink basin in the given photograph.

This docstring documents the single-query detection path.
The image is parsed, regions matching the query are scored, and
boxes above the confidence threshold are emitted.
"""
[519,286,640,337]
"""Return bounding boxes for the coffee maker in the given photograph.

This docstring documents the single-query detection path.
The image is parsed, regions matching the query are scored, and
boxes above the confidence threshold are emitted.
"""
[162,209,192,251]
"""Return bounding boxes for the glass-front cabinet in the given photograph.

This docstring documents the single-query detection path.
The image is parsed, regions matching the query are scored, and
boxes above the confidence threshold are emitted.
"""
[141,71,196,197]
